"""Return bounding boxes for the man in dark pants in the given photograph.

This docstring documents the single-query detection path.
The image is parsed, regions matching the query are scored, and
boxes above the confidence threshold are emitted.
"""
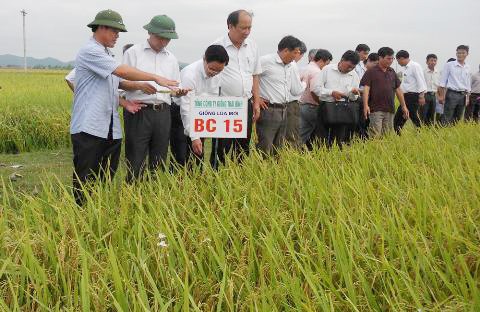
[177,45,229,168]
[421,54,440,126]
[311,50,361,147]
[170,104,189,168]
[210,10,262,169]
[121,15,189,181]
[393,50,427,134]
[256,36,305,156]
[70,10,178,205]
[284,41,306,149]
[299,49,332,148]
[465,65,480,122]
[356,53,379,139]
[438,45,472,126]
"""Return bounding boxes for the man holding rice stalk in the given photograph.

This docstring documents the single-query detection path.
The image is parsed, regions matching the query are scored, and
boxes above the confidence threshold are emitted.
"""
[70,9,178,206]
[121,15,189,182]
[177,45,230,166]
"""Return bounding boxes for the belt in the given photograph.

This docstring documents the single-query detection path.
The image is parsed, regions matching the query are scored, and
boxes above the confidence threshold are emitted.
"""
[447,89,467,96]
[426,91,436,95]
[140,102,169,111]
[404,92,420,95]
[268,102,288,109]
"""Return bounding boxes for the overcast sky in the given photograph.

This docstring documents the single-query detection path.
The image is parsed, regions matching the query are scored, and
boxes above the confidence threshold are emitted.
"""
[2,0,479,72]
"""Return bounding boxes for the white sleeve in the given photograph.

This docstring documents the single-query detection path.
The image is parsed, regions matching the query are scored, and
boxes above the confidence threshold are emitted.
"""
[178,72,199,141]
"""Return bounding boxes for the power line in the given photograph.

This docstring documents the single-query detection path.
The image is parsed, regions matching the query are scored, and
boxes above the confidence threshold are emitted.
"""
[20,9,27,72]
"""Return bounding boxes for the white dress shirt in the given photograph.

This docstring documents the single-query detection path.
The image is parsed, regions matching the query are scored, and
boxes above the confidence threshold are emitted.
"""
[65,68,76,85]
[177,60,222,141]
[122,40,180,104]
[311,63,360,102]
[355,61,367,80]
[470,72,480,94]
[212,35,262,98]
[399,60,427,93]
[423,68,440,93]
[288,62,306,102]
[259,53,304,104]
[439,60,471,92]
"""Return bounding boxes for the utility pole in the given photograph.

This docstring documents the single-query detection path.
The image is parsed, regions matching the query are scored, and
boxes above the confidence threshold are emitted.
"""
[20,9,27,72]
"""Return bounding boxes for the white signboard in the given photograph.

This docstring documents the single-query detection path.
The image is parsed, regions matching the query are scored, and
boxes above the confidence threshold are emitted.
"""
[189,96,248,138]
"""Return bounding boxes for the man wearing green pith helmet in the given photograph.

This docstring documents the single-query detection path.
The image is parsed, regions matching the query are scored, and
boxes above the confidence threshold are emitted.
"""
[70,9,179,206]
[121,15,190,182]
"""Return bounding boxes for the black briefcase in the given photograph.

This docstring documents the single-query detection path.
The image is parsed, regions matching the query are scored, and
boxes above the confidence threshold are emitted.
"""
[322,101,359,125]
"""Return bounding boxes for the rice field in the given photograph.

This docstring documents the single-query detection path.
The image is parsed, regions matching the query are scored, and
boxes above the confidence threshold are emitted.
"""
[1,123,479,311]
[0,69,72,153]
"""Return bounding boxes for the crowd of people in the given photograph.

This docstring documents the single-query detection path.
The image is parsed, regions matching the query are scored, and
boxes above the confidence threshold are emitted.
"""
[68,9,478,206]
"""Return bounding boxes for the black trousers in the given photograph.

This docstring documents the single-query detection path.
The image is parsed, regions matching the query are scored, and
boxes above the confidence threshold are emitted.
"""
[170,104,189,169]
[210,99,253,169]
[71,131,121,206]
[394,92,421,134]
[124,105,171,182]
[315,102,349,148]
[420,92,436,126]
[348,98,369,140]
[465,93,480,122]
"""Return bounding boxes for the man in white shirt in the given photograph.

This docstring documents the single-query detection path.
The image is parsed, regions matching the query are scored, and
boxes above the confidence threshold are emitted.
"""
[352,44,370,139]
[354,44,370,79]
[121,15,188,182]
[285,41,306,149]
[438,45,472,125]
[257,35,305,155]
[421,54,441,126]
[210,10,262,168]
[393,50,427,134]
[465,65,480,122]
[299,49,332,148]
[312,50,361,147]
[177,45,229,166]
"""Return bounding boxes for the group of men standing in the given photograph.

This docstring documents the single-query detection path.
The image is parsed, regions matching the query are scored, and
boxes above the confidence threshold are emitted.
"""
[69,8,477,206]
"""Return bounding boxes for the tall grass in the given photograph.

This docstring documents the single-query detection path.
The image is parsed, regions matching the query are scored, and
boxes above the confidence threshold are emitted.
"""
[0,70,72,153]
[1,124,479,311]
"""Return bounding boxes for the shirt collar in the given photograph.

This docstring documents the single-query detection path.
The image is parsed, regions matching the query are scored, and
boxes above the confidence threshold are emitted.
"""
[224,34,248,49]
[333,63,353,76]
[144,39,169,54]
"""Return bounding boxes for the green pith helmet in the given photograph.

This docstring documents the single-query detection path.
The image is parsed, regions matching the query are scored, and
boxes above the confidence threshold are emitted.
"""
[143,15,178,39]
[87,9,127,32]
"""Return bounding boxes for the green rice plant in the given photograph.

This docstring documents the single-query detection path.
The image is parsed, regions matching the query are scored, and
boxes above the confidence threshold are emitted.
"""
[0,69,72,153]
[0,123,479,311]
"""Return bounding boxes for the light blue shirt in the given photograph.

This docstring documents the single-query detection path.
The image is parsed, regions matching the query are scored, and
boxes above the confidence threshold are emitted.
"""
[439,60,471,93]
[70,37,122,139]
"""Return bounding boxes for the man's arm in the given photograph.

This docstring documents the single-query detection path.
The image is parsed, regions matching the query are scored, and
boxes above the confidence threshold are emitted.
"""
[437,63,450,104]
[119,80,157,94]
[416,65,427,105]
[119,97,146,114]
[362,85,370,120]
[113,65,178,88]
[395,88,409,119]
[252,75,264,121]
